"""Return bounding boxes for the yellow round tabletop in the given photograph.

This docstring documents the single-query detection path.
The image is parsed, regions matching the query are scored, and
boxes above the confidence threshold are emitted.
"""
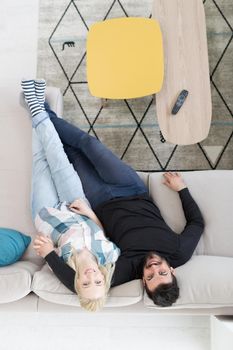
[87,17,164,99]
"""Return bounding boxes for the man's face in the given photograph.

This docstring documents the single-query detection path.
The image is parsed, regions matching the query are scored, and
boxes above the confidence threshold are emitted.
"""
[142,253,174,291]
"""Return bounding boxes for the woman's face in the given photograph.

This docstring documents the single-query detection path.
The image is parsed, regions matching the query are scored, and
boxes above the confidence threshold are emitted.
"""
[77,267,105,299]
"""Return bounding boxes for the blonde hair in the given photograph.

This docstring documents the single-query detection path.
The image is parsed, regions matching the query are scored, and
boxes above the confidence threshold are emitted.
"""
[67,250,115,312]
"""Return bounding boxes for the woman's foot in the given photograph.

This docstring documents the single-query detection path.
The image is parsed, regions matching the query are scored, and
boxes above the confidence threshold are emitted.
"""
[21,79,43,117]
[34,79,46,110]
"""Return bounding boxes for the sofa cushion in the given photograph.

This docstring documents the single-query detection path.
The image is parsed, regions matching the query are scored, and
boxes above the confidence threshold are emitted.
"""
[0,261,40,303]
[0,228,31,266]
[0,113,42,265]
[32,264,143,307]
[144,255,233,308]
[0,88,64,267]
[148,170,233,257]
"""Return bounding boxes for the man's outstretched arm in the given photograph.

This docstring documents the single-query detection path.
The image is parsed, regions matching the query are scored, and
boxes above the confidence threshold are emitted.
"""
[163,172,204,229]
[163,172,204,267]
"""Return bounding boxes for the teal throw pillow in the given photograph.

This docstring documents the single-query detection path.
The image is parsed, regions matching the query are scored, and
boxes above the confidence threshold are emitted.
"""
[0,228,31,266]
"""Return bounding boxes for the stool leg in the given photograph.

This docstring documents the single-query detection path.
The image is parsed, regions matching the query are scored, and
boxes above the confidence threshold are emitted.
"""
[101,98,108,108]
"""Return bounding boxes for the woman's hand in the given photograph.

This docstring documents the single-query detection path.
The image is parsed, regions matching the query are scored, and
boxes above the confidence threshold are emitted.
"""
[69,198,92,217]
[163,172,187,192]
[33,234,54,258]
[70,198,104,230]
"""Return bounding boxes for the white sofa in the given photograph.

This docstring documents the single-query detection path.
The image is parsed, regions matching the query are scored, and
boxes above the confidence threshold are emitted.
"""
[0,87,233,315]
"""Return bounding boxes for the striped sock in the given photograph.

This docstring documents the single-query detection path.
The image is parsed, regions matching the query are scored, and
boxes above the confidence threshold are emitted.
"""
[34,79,46,110]
[21,79,42,117]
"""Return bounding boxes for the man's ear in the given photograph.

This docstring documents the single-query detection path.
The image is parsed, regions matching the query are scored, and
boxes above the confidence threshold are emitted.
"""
[170,267,175,275]
[142,277,146,286]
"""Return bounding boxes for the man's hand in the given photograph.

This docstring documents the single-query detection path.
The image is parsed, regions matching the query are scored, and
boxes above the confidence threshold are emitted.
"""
[163,172,187,192]
[33,234,54,258]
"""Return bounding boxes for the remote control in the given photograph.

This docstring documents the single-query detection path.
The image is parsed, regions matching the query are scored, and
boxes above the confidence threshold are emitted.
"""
[171,90,189,115]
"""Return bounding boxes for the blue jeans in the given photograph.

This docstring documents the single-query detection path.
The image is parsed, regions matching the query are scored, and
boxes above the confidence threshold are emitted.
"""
[31,111,87,219]
[45,104,148,209]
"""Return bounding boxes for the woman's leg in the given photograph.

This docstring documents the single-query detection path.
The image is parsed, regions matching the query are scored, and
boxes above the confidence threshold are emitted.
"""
[33,112,87,204]
[31,130,59,220]
[48,111,147,195]
[22,80,87,205]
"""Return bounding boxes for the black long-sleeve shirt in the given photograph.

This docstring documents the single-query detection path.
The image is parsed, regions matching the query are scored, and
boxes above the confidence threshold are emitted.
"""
[45,188,204,292]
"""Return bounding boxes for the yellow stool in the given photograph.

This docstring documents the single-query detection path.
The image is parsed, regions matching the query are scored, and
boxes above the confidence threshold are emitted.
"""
[86,17,164,99]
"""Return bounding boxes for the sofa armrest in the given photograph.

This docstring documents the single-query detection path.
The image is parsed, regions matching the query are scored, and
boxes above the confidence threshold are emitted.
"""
[45,87,63,117]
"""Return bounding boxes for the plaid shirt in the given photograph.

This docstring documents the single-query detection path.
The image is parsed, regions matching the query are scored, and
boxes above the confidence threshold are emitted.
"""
[35,202,120,265]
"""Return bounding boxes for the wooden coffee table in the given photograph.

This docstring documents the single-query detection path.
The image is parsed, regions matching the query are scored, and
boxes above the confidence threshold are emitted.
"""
[152,0,212,145]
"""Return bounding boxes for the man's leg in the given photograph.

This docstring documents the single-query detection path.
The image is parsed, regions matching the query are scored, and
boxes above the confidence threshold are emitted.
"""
[62,144,115,208]
[48,112,147,193]
[45,102,113,208]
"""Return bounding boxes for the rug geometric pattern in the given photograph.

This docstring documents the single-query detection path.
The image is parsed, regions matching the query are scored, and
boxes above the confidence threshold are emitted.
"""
[37,0,233,171]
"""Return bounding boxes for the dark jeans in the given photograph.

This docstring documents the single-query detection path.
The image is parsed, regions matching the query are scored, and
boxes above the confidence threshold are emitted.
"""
[45,103,147,209]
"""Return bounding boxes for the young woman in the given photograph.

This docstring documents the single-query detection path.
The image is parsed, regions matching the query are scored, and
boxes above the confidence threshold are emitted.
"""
[21,79,120,312]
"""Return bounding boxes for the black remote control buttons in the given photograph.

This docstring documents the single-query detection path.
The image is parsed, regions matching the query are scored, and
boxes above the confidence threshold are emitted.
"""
[171,90,189,115]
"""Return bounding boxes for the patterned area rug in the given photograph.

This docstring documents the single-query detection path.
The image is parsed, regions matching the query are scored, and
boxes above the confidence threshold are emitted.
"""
[37,0,233,171]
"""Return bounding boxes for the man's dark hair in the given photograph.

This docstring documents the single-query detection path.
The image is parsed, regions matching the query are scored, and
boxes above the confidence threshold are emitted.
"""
[144,274,179,307]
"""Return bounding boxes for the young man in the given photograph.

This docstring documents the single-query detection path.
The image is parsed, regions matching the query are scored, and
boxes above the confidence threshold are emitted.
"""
[36,100,204,307]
